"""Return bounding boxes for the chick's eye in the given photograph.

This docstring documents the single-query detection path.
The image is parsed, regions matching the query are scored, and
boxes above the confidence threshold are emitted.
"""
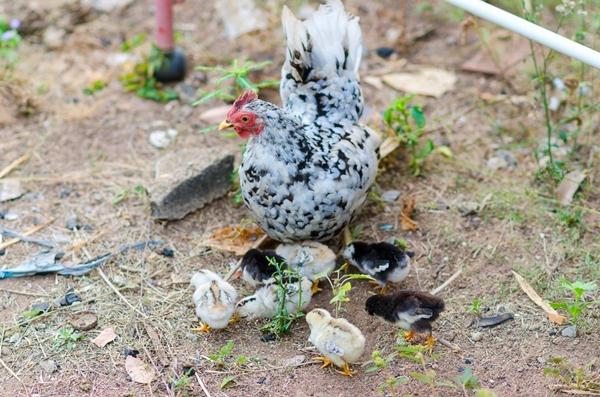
[240,116,249,123]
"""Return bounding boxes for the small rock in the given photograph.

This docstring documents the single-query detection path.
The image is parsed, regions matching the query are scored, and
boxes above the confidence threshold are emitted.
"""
[43,27,66,50]
[149,149,234,220]
[159,247,174,257]
[69,311,98,331]
[381,190,401,203]
[65,216,82,230]
[2,211,18,220]
[123,347,140,357]
[464,357,474,365]
[376,47,395,59]
[31,302,51,313]
[470,331,483,342]
[561,325,577,338]
[487,150,517,170]
[260,333,277,342]
[458,201,479,217]
[257,376,267,385]
[0,179,24,202]
[58,187,72,198]
[39,359,57,374]
[149,129,178,149]
[281,355,306,367]
[537,357,546,364]
[58,292,82,306]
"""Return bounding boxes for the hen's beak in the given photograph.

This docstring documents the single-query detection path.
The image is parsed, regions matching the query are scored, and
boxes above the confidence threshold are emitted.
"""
[219,120,233,131]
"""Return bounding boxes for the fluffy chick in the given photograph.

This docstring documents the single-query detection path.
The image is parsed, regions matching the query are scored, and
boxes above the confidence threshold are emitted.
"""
[306,308,365,376]
[237,248,286,287]
[342,241,413,288]
[191,270,238,332]
[365,290,445,348]
[236,275,312,319]
[275,241,336,282]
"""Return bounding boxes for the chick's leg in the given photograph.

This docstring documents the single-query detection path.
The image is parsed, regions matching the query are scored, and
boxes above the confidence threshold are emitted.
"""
[311,280,322,294]
[191,321,212,333]
[424,334,437,353]
[368,280,390,294]
[228,313,240,324]
[404,330,417,343]
[335,362,355,377]
[313,356,333,369]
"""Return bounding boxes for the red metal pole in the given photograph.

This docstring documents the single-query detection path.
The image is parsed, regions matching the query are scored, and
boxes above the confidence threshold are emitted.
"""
[155,0,174,52]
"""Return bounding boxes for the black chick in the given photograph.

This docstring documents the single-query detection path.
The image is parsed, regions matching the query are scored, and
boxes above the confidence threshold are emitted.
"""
[342,241,413,288]
[365,290,445,348]
[237,249,286,287]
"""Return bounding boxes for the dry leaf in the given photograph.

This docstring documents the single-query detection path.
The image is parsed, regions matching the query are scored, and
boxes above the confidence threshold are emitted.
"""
[201,225,266,256]
[382,67,456,98]
[91,327,117,348]
[512,271,567,325]
[199,106,231,124]
[125,356,155,384]
[556,170,586,206]
[400,197,418,231]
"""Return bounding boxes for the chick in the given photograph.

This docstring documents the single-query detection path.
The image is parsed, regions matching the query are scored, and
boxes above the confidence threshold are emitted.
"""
[342,241,413,290]
[306,308,365,377]
[191,270,238,332]
[275,241,336,293]
[236,275,312,319]
[365,290,445,349]
[236,248,286,287]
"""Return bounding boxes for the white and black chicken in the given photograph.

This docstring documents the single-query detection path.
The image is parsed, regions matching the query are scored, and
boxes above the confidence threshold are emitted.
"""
[219,0,380,242]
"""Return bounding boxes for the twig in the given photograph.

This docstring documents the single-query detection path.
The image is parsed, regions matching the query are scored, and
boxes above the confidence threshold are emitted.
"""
[0,288,49,297]
[224,234,268,281]
[438,337,462,353]
[0,153,30,179]
[0,357,22,384]
[512,271,567,325]
[430,268,463,295]
[97,268,149,318]
[0,218,55,251]
[0,226,56,248]
[195,373,213,397]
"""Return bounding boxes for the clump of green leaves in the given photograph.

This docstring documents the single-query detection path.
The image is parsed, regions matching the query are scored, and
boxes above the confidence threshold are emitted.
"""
[171,369,193,395]
[207,340,235,367]
[366,350,394,373]
[112,184,147,206]
[83,80,106,95]
[467,297,483,316]
[395,338,437,364]
[551,279,598,324]
[384,95,449,176]
[53,327,84,350]
[0,17,21,70]
[121,33,147,52]
[544,356,600,394]
[377,376,409,396]
[320,265,373,316]
[194,59,279,104]
[455,367,480,391]
[121,45,178,102]
[260,257,306,338]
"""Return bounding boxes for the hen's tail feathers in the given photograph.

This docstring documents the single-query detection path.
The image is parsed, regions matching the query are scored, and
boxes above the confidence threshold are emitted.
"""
[282,0,362,84]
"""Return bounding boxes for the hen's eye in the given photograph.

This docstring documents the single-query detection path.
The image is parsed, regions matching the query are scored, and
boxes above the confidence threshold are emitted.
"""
[240,116,249,122]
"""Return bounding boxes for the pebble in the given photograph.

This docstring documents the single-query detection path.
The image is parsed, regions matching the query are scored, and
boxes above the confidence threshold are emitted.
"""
[0,179,24,202]
[260,333,277,343]
[69,311,98,331]
[381,190,401,203]
[2,211,19,220]
[458,201,479,216]
[470,331,483,342]
[376,47,395,59]
[58,292,82,306]
[281,355,306,367]
[122,347,140,357]
[31,302,51,313]
[561,325,577,338]
[159,247,175,257]
[486,150,518,170]
[149,129,178,149]
[39,359,58,374]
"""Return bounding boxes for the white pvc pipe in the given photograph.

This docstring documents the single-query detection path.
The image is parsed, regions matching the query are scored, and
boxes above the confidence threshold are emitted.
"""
[445,0,600,69]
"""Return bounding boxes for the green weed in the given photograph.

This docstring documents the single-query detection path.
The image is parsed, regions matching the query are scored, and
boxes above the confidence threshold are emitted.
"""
[543,356,600,394]
[0,16,21,71]
[121,45,179,102]
[551,279,598,324]
[53,327,84,350]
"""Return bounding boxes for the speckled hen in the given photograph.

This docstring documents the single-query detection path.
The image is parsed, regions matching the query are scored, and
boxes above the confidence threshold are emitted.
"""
[219,0,380,242]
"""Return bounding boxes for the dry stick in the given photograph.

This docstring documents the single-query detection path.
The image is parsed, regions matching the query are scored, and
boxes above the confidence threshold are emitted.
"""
[224,234,269,281]
[512,271,567,325]
[430,268,463,295]
[0,357,22,385]
[195,373,213,397]
[0,153,30,179]
[0,218,55,251]
[0,288,49,298]
[96,268,149,319]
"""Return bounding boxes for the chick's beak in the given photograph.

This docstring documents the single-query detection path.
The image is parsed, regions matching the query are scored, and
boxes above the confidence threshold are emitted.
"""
[219,120,234,131]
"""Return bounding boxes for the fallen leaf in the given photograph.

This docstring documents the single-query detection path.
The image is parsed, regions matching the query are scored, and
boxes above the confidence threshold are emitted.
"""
[200,225,266,256]
[382,67,456,98]
[0,179,24,202]
[400,197,418,231]
[512,271,567,325]
[91,327,117,348]
[462,30,531,75]
[199,106,231,124]
[556,170,586,205]
[69,311,98,331]
[125,356,155,384]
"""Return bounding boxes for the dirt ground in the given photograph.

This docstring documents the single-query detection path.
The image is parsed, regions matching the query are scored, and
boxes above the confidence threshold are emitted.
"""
[1,0,599,396]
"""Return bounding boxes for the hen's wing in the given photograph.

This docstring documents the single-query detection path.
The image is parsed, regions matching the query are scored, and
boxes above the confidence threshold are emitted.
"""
[281,0,363,125]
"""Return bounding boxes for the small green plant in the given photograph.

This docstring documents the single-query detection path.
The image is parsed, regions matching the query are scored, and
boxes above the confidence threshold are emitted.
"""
[557,207,583,229]
[193,59,279,104]
[377,376,409,396]
[260,257,306,338]
[121,45,178,102]
[171,369,193,395]
[53,327,84,349]
[0,17,21,70]
[112,184,147,206]
[208,340,235,367]
[551,279,598,323]
[121,33,147,52]
[320,266,373,316]
[467,297,483,316]
[455,367,480,391]
[83,80,107,95]
[383,95,449,176]
[220,375,237,389]
[21,308,44,319]
[544,356,600,394]
[395,338,437,364]
[366,350,394,373]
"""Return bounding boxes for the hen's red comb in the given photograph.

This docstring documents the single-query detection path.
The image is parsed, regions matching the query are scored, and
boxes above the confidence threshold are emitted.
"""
[232,90,258,110]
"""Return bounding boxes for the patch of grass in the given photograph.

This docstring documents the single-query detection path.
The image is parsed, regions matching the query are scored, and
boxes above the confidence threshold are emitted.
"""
[365,350,394,373]
[395,339,438,365]
[377,375,409,396]
[121,33,146,52]
[171,369,193,395]
[83,80,106,95]
[543,356,600,394]
[551,278,598,325]
[53,327,84,350]
[194,59,279,104]
[207,340,235,367]
[120,45,179,102]
[112,184,147,206]
[467,297,483,316]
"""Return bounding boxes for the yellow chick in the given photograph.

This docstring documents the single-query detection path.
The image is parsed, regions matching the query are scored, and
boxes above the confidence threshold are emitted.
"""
[306,308,366,376]
[275,241,336,293]
[191,269,238,332]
